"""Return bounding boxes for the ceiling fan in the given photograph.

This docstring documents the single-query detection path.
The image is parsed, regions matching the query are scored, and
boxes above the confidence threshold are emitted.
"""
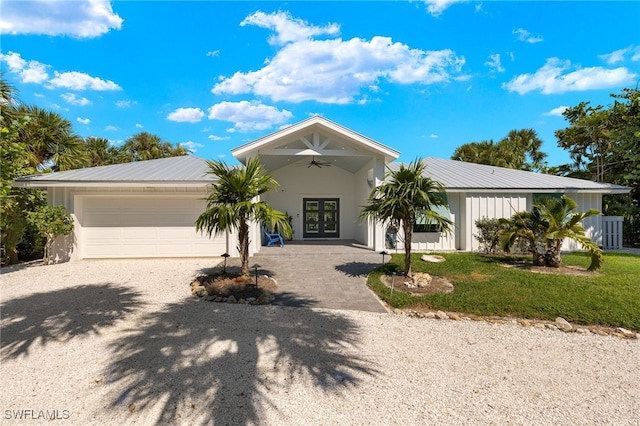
[299,156,332,168]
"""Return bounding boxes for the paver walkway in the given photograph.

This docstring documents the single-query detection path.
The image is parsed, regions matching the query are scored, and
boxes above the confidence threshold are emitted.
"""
[252,240,388,313]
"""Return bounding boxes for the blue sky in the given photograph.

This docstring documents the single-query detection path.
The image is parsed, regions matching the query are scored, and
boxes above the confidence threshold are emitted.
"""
[1,1,639,167]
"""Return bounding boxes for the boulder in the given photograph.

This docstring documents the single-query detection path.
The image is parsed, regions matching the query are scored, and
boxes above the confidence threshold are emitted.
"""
[412,272,432,288]
[421,255,446,263]
[555,317,574,332]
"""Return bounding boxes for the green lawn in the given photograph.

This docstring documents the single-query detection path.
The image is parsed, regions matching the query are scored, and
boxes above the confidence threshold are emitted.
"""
[368,252,640,331]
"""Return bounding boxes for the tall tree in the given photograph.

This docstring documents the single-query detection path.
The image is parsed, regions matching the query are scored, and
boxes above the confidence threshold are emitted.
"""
[0,80,46,264]
[556,103,612,182]
[195,158,292,277]
[84,136,121,166]
[452,129,547,172]
[360,159,453,279]
[17,105,88,171]
[555,88,640,244]
[119,132,189,162]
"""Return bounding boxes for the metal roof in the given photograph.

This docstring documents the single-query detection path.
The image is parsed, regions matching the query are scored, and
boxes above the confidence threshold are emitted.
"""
[14,155,631,194]
[14,155,216,187]
[388,158,630,194]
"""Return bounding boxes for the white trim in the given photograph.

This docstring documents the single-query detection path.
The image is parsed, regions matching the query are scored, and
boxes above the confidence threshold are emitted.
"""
[232,116,400,162]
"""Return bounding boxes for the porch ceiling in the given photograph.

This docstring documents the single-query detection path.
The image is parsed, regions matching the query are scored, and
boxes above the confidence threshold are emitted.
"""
[232,116,399,173]
[260,154,372,173]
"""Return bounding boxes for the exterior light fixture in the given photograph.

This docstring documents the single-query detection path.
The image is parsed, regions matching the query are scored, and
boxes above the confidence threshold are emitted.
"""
[252,264,261,287]
[380,250,389,265]
[221,253,230,274]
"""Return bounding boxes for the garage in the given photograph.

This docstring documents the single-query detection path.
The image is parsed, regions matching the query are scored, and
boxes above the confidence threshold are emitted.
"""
[78,195,227,259]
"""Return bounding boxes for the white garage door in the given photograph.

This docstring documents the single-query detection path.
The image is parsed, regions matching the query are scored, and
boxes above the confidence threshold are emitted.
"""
[80,196,226,258]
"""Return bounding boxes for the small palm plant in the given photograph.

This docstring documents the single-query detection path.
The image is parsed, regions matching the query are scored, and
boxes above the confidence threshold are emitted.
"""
[196,158,291,277]
[360,158,453,279]
[501,195,603,271]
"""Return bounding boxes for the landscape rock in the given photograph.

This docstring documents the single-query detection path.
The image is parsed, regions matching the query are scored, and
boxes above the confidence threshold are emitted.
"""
[412,272,432,288]
[435,311,449,320]
[227,295,237,304]
[421,255,446,263]
[615,328,637,339]
[555,317,574,332]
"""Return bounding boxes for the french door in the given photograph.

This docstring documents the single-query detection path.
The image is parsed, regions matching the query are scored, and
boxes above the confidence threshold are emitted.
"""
[303,198,339,238]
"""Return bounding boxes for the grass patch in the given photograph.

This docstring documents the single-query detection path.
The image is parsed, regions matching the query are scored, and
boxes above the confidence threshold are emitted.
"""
[368,252,640,331]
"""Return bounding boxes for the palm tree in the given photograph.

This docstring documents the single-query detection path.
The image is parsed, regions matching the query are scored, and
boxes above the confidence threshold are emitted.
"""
[535,195,603,270]
[501,195,603,271]
[84,136,121,166]
[119,132,189,162]
[499,129,547,172]
[195,158,292,277]
[360,158,453,279]
[17,105,88,171]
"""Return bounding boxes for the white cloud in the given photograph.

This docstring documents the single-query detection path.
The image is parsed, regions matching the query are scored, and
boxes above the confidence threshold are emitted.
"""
[116,100,134,108]
[214,13,465,104]
[543,106,569,117]
[503,58,637,95]
[49,71,121,91]
[207,100,293,132]
[599,46,640,64]
[208,134,230,141]
[0,51,49,84]
[135,123,144,128]
[61,93,91,106]
[0,0,123,38]
[167,107,205,123]
[76,117,90,124]
[0,51,121,91]
[513,28,543,44]
[422,0,465,16]
[104,125,118,131]
[206,50,220,57]
[430,134,439,138]
[240,11,339,45]
[485,54,505,72]
[599,47,630,65]
[179,141,204,152]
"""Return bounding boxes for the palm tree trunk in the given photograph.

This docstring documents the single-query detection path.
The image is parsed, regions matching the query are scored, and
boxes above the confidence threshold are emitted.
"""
[238,221,250,277]
[402,219,413,279]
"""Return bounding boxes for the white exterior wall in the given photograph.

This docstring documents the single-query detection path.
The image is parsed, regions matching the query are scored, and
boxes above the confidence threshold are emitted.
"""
[562,192,602,250]
[264,162,362,241]
[47,186,229,262]
[408,192,460,252]
[464,192,528,251]
[460,191,603,252]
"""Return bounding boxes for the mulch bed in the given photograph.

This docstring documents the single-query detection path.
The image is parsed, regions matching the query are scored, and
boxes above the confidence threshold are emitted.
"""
[193,272,277,300]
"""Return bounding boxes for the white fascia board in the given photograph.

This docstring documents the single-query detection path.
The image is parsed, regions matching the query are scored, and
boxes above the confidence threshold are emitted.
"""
[232,116,400,162]
[12,181,213,189]
[445,187,630,194]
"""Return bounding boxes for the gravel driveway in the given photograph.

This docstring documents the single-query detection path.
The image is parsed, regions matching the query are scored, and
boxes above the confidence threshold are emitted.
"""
[1,259,638,425]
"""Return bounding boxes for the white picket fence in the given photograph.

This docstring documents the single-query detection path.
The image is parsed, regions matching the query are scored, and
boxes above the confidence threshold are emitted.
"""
[602,216,624,250]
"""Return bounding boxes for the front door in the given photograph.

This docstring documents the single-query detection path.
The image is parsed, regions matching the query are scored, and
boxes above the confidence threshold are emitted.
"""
[303,198,339,238]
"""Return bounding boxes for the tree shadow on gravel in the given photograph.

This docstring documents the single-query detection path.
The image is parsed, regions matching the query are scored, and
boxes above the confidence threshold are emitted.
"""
[105,300,378,425]
[334,261,381,278]
[0,284,145,359]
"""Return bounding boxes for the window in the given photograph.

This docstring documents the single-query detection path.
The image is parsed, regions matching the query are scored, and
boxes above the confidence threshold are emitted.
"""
[413,204,451,233]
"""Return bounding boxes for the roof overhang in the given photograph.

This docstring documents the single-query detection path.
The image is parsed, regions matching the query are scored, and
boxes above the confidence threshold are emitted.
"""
[12,180,212,189]
[232,116,400,173]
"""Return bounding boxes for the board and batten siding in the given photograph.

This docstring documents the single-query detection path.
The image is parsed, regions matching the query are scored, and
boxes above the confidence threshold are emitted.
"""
[463,193,527,251]
[563,192,602,250]
[462,191,602,252]
[409,192,460,251]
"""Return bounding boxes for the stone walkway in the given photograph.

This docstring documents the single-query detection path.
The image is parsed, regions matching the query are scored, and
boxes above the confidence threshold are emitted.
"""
[251,240,388,313]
